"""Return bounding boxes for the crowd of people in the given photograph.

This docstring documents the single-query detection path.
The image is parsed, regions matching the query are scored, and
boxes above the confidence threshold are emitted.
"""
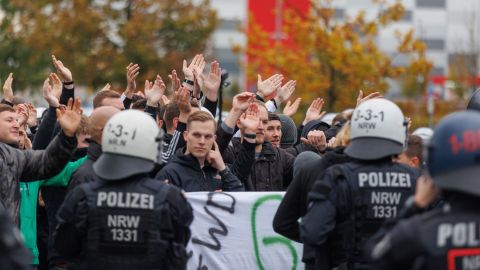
[0,53,479,270]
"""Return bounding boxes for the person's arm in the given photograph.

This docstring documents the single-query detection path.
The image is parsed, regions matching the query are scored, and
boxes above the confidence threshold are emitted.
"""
[203,98,218,118]
[52,55,74,106]
[54,185,88,258]
[220,167,244,191]
[41,157,87,187]
[201,61,221,117]
[123,63,140,109]
[19,98,82,181]
[229,140,255,186]
[33,74,63,150]
[282,151,295,189]
[161,122,187,164]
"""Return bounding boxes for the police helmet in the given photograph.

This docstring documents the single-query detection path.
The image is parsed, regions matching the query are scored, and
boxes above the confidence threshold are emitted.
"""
[345,99,407,160]
[93,110,163,181]
[427,111,480,195]
[466,88,480,111]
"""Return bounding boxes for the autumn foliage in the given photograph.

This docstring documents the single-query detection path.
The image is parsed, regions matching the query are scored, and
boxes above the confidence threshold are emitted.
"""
[236,0,433,113]
[0,0,217,91]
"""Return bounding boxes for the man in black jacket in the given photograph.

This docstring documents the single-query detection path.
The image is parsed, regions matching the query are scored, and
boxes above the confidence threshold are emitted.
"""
[224,101,294,191]
[156,111,244,192]
[68,106,120,191]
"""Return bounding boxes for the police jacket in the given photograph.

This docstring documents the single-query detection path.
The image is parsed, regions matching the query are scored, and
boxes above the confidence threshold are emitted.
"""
[223,138,294,191]
[54,175,193,270]
[368,192,480,270]
[68,141,102,192]
[273,147,353,267]
[300,159,420,268]
[156,151,244,192]
[0,131,77,225]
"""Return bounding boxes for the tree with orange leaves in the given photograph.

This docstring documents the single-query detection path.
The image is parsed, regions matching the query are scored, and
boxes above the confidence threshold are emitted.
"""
[235,0,432,112]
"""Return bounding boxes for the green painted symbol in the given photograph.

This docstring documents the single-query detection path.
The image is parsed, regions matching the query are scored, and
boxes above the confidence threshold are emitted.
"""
[251,194,298,270]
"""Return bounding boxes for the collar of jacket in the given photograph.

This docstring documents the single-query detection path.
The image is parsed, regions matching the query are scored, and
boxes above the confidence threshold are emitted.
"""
[87,141,102,161]
[174,148,217,172]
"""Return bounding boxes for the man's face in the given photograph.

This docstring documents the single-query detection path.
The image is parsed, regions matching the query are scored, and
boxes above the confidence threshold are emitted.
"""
[265,120,282,147]
[184,120,216,159]
[101,98,125,111]
[0,111,20,144]
[255,107,269,145]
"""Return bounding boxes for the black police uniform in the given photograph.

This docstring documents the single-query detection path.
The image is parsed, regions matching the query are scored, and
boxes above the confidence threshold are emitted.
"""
[54,175,193,270]
[0,201,32,270]
[368,192,480,270]
[300,159,419,269]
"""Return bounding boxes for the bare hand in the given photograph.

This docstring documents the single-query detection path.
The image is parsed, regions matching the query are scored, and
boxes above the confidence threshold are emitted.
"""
[301,130,327,151]
[207,141,226,171]
[52,55,73,82]
[232,92,255,113]
[43,74,62,107]
[26,103,37,127]
[275,80,296,104]
[57,97,82,137]
[303,98,325,125]
[283,97,301,117]
[177,86,192,114]
[16,104,29,127]
[125,63,140,98]
[145,75,166,107]
[257,74,283,101]
[2,73,14,102]
[168,69,181,94]
[414,176,440,208]
[202,61,222,101]
[183,54,206,81]
[239,104,260,133]
[356,90,382,107]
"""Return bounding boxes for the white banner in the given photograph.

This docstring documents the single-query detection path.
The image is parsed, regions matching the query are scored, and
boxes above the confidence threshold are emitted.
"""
[186,192,305,270]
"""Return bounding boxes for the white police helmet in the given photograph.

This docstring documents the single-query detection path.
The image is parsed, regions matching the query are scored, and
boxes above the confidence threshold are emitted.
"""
[93,110,163,181]
[345,99,407,160]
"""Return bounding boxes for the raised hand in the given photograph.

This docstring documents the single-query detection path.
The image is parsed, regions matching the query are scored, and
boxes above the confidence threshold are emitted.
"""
[301,130,327,151]
[183,54,206,81]
[239,104,260,133]
[2,73,14,102]
[202,61,221,101]
[232,92,255,113]
[43,74,62,108]
[125,63,140,98]
[356,90,382,107]
[16,104,29,127]
[207,141,226,171]
[26,103,37,128]
[57,97,82,137]
[168,69,181,94]
[283,97,301,117]
[257,74,283,101]
[192,70,202,99]
[303,98,325,125]
[177,86,192,115]
[275,80,296,104]
[52,55,73,82]
[145,75,166,107]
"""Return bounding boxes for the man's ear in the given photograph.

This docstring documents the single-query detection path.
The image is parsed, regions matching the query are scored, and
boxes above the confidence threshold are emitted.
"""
[183,130,188,142]
[173,117,179,128]
[410,156,420,168]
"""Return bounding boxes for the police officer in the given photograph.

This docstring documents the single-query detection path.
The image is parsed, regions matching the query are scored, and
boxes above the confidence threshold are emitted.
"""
[368,111,480,270]
[300,98,419,269]
[54,110,193,270]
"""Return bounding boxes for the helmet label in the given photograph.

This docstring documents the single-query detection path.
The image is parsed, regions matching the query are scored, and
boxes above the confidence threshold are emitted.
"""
[449,131,480,155]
